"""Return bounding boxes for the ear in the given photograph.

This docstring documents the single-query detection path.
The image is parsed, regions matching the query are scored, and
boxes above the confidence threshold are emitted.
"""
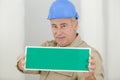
[74,20,78,31]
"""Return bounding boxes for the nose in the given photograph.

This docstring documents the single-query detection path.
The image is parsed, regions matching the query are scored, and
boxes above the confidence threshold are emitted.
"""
[54,28,63,36]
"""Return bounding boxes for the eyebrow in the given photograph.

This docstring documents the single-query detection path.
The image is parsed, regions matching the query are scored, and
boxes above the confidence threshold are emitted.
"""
[51,23,67,26]
[60,23,67,26]
[51,24,56,26]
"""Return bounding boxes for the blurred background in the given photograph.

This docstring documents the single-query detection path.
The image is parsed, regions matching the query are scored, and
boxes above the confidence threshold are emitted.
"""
[0,0,120,80]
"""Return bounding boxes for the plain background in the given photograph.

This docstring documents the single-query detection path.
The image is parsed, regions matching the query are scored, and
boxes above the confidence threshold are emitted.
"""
[0,0,120,80]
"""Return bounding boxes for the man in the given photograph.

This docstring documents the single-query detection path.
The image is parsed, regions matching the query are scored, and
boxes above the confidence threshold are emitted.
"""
[17,0,104,80]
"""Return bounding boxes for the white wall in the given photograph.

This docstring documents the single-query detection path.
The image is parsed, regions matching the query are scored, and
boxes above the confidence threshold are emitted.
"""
[24,0,54,46]
[107,0,120,80]
[80,0,107,79]
[0,0,24,80]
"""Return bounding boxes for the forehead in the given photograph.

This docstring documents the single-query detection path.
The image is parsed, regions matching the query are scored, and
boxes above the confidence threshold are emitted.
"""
[50,18,72,24]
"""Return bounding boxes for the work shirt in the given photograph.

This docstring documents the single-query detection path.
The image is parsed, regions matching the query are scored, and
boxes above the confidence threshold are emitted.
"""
[17,34,104,80]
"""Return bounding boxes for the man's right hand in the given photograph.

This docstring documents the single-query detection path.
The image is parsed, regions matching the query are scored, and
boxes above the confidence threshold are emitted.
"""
[17,53,26,72]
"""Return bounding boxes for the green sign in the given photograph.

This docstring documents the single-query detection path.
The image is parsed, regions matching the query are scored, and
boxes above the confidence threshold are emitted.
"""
[25,46,91,72]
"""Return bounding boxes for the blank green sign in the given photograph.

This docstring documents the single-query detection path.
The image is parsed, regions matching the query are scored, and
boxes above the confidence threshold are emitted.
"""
[25,46,90,72]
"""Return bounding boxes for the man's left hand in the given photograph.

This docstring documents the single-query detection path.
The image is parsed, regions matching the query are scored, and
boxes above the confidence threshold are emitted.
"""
[84,55,96,80]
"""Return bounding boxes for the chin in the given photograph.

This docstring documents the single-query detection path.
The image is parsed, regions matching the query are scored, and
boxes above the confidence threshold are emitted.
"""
[58,43,67,47]
[57,42,64,46]
[56,40,67,47]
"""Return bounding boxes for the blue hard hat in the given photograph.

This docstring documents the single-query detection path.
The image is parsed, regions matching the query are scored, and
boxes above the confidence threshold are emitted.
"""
[48,0,79,20]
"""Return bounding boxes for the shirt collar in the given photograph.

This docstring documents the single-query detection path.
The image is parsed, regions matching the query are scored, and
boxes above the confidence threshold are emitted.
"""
[57,34,83,47]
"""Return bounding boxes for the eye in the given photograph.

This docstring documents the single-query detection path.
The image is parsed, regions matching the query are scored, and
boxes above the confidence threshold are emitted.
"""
[61,24,67,28]
[52,25,57,28]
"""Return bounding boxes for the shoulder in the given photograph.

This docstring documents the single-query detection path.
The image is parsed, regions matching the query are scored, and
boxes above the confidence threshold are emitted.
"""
[40,40,57,47]
[79,40,103,61]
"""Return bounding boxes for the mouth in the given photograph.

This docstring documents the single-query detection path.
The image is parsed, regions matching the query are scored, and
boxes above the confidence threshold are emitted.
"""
[56,37,65,40]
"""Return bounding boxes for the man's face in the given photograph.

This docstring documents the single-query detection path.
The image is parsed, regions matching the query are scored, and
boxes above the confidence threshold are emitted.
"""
[50,18,78,47]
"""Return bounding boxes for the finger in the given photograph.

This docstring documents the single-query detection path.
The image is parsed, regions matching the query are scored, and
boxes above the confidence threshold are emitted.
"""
[89,65,96,73]
[20,53,26,65]
[21,53,26,60]
[89,55,95,65]
[19,57,25,67]
[89,59,95,65]
[89,65,96,70]
[21,59,25,65]
[89,60,96,72]
[19,60,25,71]
[90,55,94,59]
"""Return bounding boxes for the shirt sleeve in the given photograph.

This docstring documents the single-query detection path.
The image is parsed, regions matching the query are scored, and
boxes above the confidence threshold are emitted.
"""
[93,50,104,80]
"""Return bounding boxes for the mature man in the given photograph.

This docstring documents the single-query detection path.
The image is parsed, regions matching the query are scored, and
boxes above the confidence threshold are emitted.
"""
[17,0,104,80]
